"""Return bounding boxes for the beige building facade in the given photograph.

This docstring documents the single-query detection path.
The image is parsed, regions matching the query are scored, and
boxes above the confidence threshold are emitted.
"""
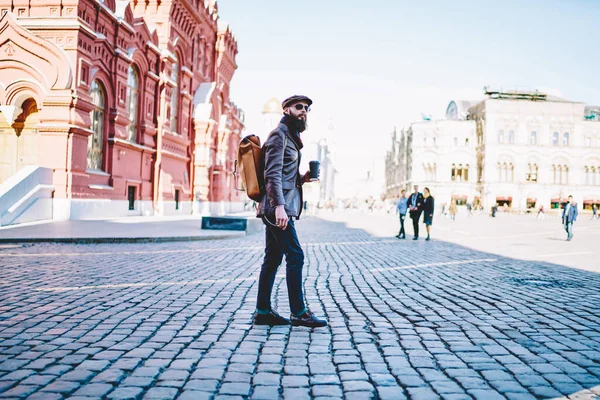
[385,89,600,212]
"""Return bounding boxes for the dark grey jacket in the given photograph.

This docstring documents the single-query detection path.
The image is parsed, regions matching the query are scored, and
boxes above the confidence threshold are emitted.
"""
[256,122,304,219]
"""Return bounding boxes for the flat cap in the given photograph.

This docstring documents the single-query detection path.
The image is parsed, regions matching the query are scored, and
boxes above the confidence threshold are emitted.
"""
[282,95,313,109]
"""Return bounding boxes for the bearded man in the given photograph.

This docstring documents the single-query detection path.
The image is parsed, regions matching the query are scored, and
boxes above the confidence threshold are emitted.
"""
[254,95,327,328]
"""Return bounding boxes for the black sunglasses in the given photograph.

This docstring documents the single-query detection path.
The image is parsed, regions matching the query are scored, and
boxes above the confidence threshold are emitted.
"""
[293,104,311,112]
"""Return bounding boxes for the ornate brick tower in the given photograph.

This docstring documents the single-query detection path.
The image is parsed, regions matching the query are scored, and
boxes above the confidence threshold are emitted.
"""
[0,0,244,219]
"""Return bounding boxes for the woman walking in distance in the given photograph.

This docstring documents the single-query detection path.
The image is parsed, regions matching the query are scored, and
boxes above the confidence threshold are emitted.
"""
[423,187,435,241]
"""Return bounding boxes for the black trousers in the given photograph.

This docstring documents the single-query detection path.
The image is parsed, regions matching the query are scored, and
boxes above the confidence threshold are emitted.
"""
[411,212,421,238]
[398,214,406,237]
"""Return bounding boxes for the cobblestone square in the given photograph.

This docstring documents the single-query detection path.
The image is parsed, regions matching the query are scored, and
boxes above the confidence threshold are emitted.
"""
[1,213,600,399]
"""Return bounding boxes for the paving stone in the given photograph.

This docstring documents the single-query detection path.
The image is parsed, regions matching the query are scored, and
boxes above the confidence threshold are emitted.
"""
[252,372,280,386]
[107,386,144,400]
[92,369,127,384]
[121,376,156,388]
[73,383,113,397]
[311,384,343,397]
[488,379,528,393]
[178,391,213,400]
[183,379,218,392]
[467,389,506,400]
[251,385,280,399]
[282,375,309,387]
[78,360,110,372]
[40,380,81,394]
[341,380,374,392]
[0,384,38,397]
[219,382,250,396]
[528,386,563,398]
[406,387,441,399]
[282,387,310,399]
[396,374,427,387]
[309,374,341,385]
[503,393,537,400]
[377,386,407,400]
[142,387,178,399]
[0,369,35,381]
[61,369,95,383]
[21,374,56,386]
[26,393,63,400]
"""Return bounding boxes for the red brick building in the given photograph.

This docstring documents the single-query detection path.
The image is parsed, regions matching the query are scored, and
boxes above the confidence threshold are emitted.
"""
[0,0,244,220]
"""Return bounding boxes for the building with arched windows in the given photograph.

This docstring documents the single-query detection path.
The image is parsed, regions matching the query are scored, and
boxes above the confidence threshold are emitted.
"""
[0,0,244,223]
[385,89,600,212]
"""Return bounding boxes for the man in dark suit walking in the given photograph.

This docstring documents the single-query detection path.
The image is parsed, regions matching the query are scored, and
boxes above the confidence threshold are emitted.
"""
[408,185,424,240]
[562,195,578,241]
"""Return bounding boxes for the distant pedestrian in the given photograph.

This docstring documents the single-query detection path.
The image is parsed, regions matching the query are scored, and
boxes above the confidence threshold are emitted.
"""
[466,202,472,216]
[423,187,434,241]
[408,185,424,240]
[441,202,446,216]
[537,205,545,220]
[491,203,498,218]
[592,204,597,220]
[562,195,578,241]
[395,189,408,239]
[449,199,457,221]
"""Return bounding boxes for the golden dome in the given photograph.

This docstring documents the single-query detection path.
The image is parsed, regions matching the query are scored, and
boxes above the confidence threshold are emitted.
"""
[262,97,282,114]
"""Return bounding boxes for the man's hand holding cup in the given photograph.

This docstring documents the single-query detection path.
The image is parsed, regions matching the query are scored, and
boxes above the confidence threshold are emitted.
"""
[302,160,320,183]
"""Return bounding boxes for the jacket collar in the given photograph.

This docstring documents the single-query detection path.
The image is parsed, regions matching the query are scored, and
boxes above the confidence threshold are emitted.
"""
[280,116,304,150]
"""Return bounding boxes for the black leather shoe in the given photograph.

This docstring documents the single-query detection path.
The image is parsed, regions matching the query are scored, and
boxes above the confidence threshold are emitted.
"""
[412,237,418,240]
[290,309,327,328]
[253,309,290,326]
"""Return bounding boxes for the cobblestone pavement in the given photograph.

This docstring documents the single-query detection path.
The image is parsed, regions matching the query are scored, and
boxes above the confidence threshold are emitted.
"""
[1,216,600,399]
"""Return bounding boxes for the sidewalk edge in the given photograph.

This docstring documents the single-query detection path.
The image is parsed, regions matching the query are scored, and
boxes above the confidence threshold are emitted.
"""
[0,233,245,244]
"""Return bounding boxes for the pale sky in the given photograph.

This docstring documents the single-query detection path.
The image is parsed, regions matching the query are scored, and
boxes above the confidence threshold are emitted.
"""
[217,0,600,198]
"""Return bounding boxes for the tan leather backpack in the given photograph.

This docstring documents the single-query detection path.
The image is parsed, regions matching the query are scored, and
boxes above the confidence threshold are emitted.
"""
[234,135,265,202]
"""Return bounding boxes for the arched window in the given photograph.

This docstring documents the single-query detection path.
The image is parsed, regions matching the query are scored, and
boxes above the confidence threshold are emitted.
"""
[552,132,559,146]
[553,165,557,184]
[457,164,463,181]
[464,164,469,182]
[198,40,205,75]
[508,130,514,144]
[498,162,502,182]
[529,131,537,145]
[585,166,590,185]
[564,165,569,184]
[451,163,456,181]
[591,167,596,186]
[170,56,180,134]
[498,130,504,144]
[562,132,569,146]
[126,65,140,142]
[509,163,514,182]
[558,165,564,185]
[87,80,105,171]
[433,163,437,181]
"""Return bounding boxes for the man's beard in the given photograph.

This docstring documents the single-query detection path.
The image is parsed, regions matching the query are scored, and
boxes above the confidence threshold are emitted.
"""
[289,115,308,133]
